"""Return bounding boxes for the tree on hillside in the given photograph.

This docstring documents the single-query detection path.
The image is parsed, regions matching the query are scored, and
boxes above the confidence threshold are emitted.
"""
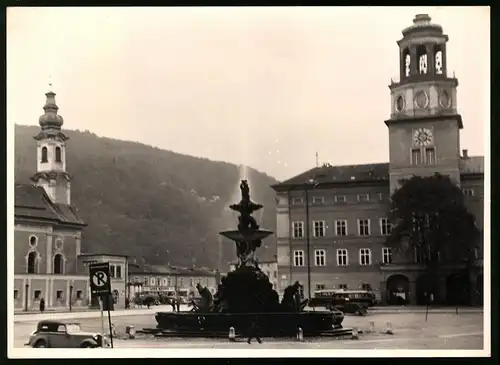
[386,173,480,296]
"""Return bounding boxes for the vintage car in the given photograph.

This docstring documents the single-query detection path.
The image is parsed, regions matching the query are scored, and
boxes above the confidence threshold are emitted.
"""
[25,320,111,348]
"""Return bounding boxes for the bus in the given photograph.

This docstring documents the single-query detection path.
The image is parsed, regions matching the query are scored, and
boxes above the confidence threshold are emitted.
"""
[309,289,376,309]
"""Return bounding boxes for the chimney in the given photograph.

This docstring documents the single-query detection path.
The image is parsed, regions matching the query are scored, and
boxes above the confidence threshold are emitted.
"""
[462,149,469,158]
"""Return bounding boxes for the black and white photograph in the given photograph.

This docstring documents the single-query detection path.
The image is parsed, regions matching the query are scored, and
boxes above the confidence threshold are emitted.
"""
[7,6,490,358]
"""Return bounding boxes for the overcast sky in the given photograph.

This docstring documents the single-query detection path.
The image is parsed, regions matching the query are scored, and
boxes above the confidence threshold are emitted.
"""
[7,6,489,181]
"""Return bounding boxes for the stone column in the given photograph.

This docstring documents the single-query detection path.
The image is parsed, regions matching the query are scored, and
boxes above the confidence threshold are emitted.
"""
[426,44,435,76]
[46,234,53,274]
[410,46,418,76]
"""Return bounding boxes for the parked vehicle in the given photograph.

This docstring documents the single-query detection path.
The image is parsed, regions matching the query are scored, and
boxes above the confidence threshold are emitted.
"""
[25,320,110,348]
[309,289,375,314]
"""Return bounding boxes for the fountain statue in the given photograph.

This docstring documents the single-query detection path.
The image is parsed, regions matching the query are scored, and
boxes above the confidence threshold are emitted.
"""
[153,180,345,337]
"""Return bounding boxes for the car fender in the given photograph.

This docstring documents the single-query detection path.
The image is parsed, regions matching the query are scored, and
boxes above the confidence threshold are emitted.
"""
[79,339,99,348]
[32,335,50,348]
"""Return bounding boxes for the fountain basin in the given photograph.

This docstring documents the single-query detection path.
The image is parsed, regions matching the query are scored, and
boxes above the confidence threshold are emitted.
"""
[219,229,274,242]
[155,310,344,337]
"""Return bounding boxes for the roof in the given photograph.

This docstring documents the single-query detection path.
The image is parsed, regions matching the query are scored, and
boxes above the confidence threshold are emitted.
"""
[460,156,484,175]
[15,184,85,226]
[79,253,130,259]
[272,163,390,190]
[273,157,484,191]
[129,263,216,277]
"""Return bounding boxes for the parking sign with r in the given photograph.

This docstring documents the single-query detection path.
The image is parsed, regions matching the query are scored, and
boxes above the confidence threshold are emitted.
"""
[89,262,111,295]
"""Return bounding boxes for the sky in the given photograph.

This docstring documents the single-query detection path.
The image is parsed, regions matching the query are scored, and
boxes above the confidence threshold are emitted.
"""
[7,6,489,181]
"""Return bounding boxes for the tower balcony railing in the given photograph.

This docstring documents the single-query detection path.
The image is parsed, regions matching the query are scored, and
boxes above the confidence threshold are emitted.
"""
[389,70,457,87]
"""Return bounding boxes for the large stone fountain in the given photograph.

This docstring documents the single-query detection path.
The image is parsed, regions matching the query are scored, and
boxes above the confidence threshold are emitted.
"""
[154,180,344,337]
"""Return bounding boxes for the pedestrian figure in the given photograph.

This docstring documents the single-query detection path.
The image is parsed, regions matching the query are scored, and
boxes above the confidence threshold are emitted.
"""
[39,298,45,313]
[125,297,130,309]
[247,316,262,344]
[170,298,176,312]
[176,299,180,312]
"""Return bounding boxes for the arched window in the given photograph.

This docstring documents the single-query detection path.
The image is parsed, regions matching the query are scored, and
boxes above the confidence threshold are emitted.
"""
[27,252,37,274]
[41,147,48,163]
[434,45,444,75]
[403,48,411,77]
[29,235,38,247]
[416,45,428,75]
[53,254,64,274]
[55,147,62,162]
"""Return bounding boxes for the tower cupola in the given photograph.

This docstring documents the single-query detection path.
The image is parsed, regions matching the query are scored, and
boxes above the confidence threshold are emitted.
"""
[38,91,64,130]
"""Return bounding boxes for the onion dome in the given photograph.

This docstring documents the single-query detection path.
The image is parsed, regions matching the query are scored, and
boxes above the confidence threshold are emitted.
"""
[402,14,444,37]
[39,91,64,130]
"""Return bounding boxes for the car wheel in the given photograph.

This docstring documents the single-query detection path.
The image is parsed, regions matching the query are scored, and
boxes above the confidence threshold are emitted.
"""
[33,340,47,348]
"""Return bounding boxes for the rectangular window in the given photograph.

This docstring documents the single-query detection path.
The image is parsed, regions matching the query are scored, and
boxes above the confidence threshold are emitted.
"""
[312,196,325,205]
[144,277,149,286]
[14,290,19,299]
[380,218,392,236]
[313,220,326,237]
[179,278,184,287]
[361,283,372,291]
[382,247,392,264]
[339,284,348,290]
[357,194,370,202]
[335,220,347,236]
[335,195,346,203]
[292,221,304,238]
[462,188,475,197]
[336,249,348,266]
[359,248,372,266]
[314,249,326,266]
[411,148,422,165]
[291,197,303,205]
[56,290,64,300]
[76,290,83,299]
[116,265,122,279]
[358,219,370,236]
[293,250,305,267]
[34,290,41,299]
[190,278,194,286]
[110,265,116,278]
[425,147,436,164]
[316,284,325,291]
[378,193,384,201]
[150,277,156,286]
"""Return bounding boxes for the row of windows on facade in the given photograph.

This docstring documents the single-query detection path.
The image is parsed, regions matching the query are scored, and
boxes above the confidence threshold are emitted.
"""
[26,252,124,279]
[290,185,476,206]
[292,247,393,267]
[14,289,84,301]
[292,218,392,238]
[40,146,63,163]
[136,276,212,287]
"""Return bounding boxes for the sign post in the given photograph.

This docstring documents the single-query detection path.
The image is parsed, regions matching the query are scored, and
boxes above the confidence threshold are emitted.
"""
[89,262,113,348]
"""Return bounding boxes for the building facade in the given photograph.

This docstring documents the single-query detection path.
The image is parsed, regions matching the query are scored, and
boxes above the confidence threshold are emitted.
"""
[129,264,218,299]
[271,14,484,305]
[14,89,89,312]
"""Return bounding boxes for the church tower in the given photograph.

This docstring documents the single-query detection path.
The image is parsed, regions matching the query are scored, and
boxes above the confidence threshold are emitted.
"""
[385,14,463,193]
[31,88,71,204]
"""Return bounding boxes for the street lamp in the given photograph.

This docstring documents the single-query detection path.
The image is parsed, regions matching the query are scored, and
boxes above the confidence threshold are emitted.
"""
[69,284,74,312]
[24,284,29,312]
[304,177,320,300]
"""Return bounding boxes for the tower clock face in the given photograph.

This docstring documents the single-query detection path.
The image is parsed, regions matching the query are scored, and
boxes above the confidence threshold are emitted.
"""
[413,128,433,146]
[414,91,429,109]
[395,95,405,112]
[439,91,451,108]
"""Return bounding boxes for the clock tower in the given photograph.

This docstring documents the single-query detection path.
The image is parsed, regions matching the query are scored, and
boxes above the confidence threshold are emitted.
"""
[385,14,463,193]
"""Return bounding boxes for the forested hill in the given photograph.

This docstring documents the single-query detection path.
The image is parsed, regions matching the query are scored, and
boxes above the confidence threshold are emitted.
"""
[14,124,279,269]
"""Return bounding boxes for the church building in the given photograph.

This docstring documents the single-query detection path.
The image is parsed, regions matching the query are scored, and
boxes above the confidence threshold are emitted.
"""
[14,88,89,312]
[271,14,484,305]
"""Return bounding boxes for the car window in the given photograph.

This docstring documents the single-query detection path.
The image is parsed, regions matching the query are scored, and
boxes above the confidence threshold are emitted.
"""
[56,325,67,333]
[65,324,82,334]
